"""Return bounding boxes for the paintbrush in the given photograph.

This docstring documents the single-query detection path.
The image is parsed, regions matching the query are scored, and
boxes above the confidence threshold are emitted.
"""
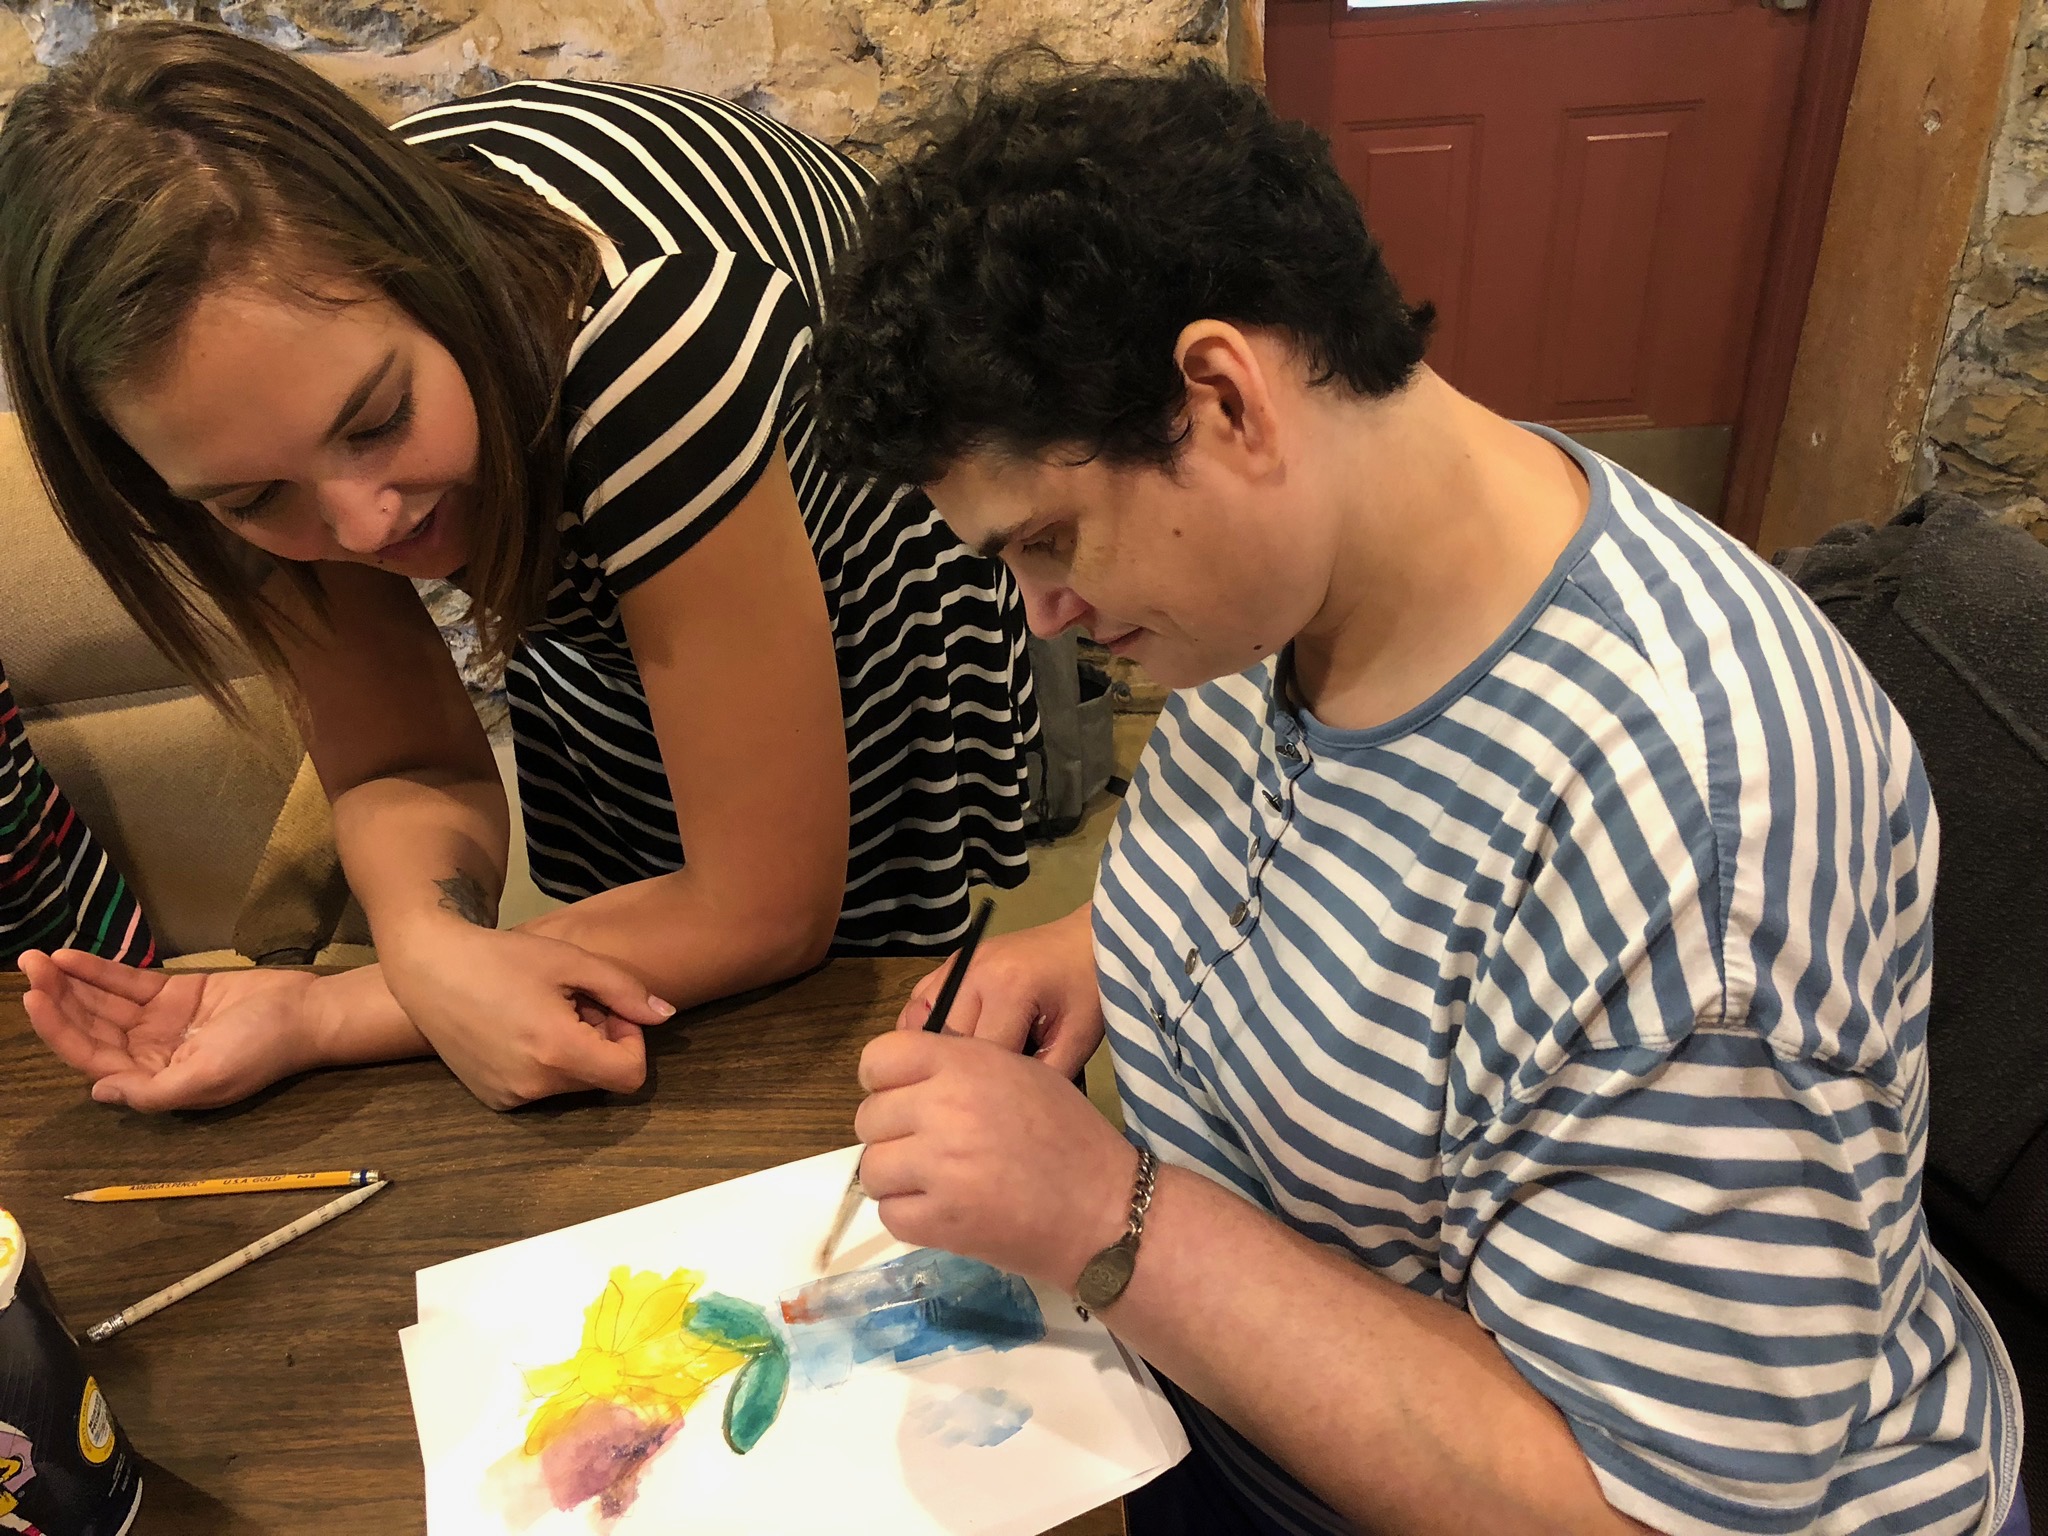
[85,1180,388,1342]
[816,896,996,1268]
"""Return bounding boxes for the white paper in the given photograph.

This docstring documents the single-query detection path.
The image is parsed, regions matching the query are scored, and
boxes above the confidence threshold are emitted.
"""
[402,1146,1187,1536]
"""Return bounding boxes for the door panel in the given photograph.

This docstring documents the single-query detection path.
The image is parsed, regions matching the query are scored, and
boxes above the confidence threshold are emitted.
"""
[1271,0,1812,471]
[1545,105,1696,420]
[1330,121,1480,373]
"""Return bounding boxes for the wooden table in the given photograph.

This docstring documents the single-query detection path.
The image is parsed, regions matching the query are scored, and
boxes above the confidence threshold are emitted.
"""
[0,963,1124,1536]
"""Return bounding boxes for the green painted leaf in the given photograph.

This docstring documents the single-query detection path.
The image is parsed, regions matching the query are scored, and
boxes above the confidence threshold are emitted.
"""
[686,1292,778,1355]
[722,1344,789,1455]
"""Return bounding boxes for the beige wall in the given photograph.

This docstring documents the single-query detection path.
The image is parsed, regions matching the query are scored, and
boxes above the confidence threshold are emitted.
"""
[1758,0,2025,556]
[3,0,1245,162]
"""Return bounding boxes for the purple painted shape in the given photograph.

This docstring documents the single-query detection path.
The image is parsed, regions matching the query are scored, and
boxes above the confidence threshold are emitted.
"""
[535,1399,680,1519]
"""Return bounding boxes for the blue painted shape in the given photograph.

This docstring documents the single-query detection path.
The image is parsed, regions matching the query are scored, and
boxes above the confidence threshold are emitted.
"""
[906,1387,1033,1448]
[779,1249,1046,1390]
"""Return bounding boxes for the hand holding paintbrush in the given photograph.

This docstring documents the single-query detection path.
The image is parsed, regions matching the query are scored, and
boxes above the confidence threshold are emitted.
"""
[816,897,996,1266]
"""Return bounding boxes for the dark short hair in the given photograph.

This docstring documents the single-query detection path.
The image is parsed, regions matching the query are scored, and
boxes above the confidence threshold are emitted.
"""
[812,59,1434,486]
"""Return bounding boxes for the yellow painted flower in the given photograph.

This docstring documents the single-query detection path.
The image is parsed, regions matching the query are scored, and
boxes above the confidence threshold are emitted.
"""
[522,1266,749,1455]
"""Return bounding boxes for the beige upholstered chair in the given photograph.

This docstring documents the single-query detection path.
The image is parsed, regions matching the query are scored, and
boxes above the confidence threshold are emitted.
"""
[0,409,359,963]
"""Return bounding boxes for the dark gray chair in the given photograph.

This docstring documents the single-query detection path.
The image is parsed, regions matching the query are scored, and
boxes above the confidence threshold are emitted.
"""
[1778,493,2048,1510]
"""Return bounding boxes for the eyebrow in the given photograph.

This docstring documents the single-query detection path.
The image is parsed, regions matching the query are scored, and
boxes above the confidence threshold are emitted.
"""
[170,349,399,502]
[974,521,1027,560]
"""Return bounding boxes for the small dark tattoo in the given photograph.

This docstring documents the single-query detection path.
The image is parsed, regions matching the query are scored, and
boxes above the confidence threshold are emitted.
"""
[435,871,497,928]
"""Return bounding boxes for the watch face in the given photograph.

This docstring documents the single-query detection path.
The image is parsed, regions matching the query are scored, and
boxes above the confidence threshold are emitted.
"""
[1076,1241,1137,1310]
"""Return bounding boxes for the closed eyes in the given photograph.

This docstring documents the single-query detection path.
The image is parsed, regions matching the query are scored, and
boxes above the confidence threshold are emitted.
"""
[1021,527,1068,561]
[347,388,414,446]
[219,482,283,520]
[215,388,415,520]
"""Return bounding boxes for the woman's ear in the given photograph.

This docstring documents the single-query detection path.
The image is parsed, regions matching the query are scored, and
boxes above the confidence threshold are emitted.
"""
[1173,320,1283,479]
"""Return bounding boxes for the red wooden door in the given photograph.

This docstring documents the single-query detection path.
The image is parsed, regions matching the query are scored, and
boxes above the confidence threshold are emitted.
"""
[1268,0,1815,512]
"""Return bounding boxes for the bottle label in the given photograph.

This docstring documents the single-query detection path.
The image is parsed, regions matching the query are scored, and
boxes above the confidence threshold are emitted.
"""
[79,1379,116,1465]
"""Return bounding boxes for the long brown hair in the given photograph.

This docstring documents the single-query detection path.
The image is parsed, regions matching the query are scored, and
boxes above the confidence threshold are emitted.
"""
[0,21,601,708]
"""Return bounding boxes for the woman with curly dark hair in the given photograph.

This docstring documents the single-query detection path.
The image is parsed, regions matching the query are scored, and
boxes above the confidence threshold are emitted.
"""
[2,22,1037,1111]
[815,60,2025,1536]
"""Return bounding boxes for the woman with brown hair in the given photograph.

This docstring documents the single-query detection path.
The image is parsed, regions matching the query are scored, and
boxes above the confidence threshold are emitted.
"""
[1,22,1038,1111]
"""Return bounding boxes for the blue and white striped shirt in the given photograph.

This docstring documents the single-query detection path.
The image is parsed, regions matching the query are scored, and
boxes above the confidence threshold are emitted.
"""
[1094,430,2022,1535]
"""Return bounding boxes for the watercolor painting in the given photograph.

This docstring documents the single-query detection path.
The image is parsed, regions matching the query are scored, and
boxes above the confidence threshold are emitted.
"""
[488,1265,789,1525]
[485,1249,1047,1527]
[404,1148,1189,1536]
[779,1248,1046,1392]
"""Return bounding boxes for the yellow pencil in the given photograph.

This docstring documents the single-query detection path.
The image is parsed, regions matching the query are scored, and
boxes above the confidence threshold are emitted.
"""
[66,1169,381,1203]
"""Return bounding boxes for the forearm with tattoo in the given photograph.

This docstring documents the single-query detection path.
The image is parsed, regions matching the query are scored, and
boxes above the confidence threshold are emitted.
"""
[436,870,498,928]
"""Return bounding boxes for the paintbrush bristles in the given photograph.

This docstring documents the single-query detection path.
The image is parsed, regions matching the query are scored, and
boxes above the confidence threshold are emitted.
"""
[816,1175,867,1270]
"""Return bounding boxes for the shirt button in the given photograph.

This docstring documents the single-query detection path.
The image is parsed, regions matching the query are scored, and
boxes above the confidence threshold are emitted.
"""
[1230,901,1249,926]
[1263,789,1283,812]
[1183,947,1198,976]
[1152,1004,1167,1027]
[1277,740,1301,761]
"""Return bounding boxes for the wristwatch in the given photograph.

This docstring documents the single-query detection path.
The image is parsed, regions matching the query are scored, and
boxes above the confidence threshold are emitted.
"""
[1075,1148,1158,1315]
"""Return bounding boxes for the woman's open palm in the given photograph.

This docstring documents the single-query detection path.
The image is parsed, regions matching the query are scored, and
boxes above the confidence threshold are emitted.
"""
[20,949,319,1111]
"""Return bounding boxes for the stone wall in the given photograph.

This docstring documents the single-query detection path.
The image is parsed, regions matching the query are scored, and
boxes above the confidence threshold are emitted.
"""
[1921,0,2048,541]
[2,0,1245,165]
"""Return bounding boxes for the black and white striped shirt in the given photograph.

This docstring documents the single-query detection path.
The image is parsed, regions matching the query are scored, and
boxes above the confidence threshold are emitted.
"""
[397,82,1037,951]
